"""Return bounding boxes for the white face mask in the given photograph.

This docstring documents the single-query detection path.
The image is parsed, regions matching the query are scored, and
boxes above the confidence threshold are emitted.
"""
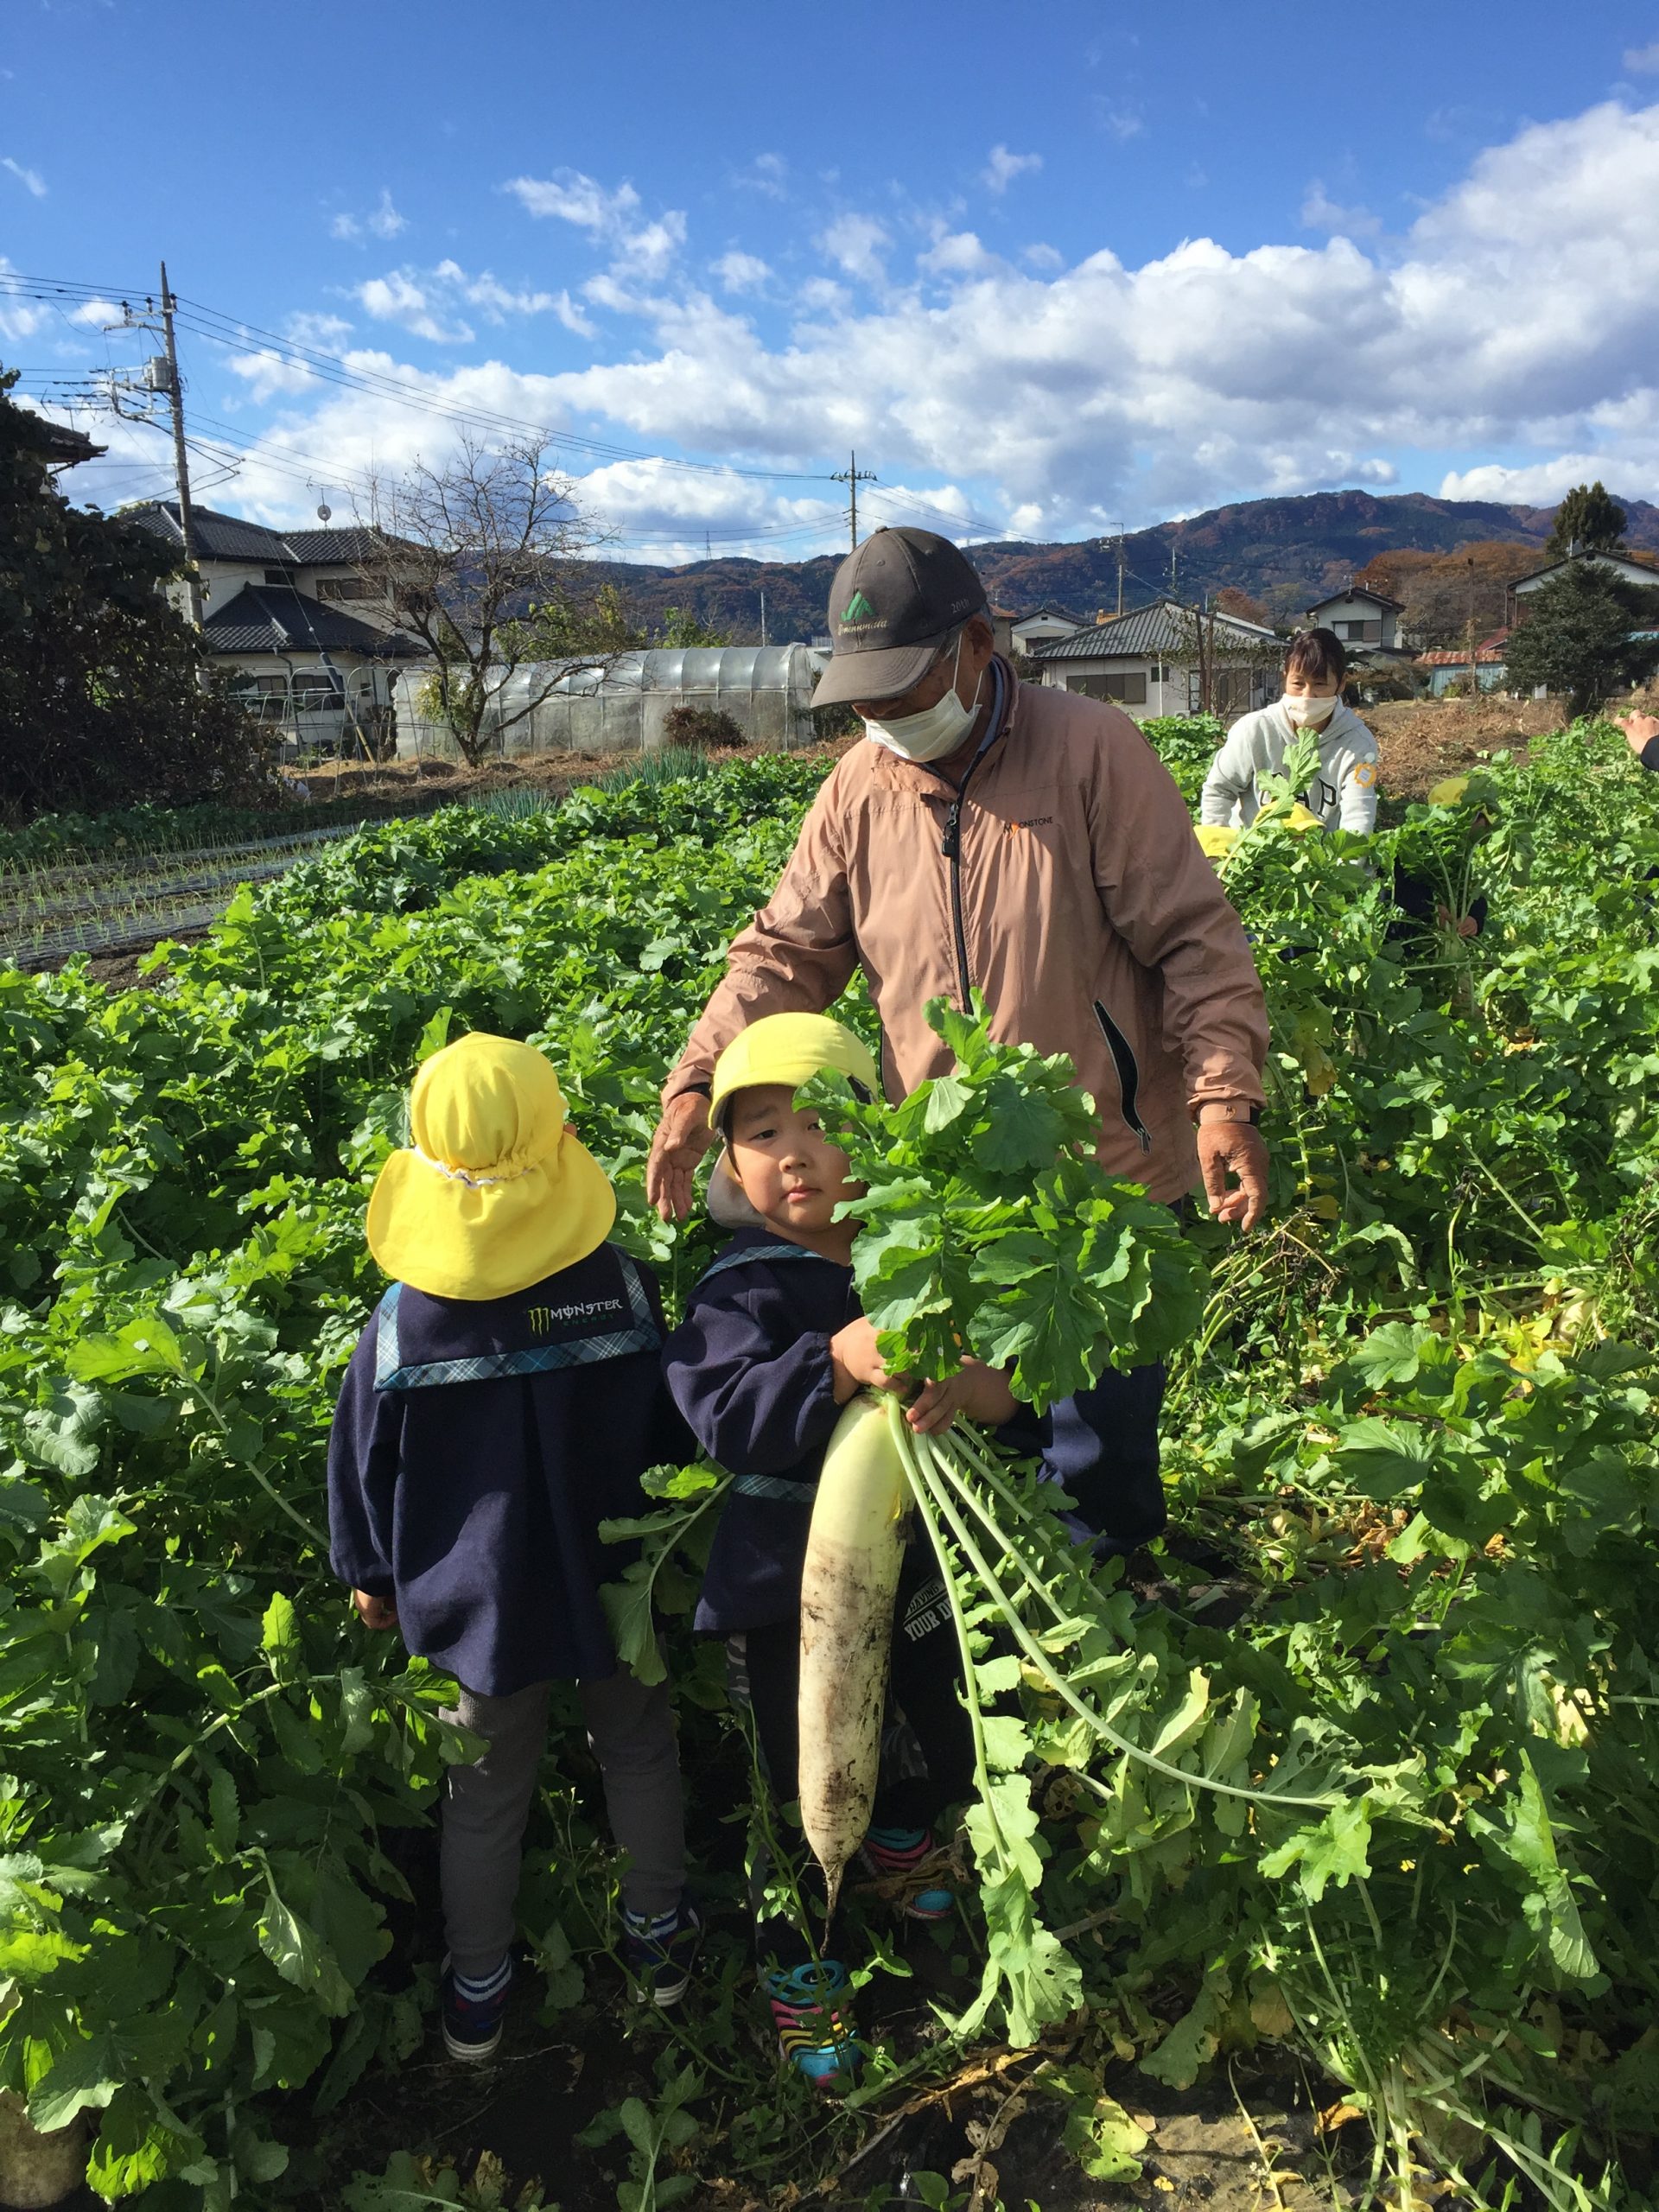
[1283,690,1340,728]
[863,633,982,761]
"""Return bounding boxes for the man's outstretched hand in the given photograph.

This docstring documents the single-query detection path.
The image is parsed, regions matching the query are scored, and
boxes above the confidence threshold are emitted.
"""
[1196,1115,1269,1230]
[1613,710,1659,761]
[646,1091,716,1222]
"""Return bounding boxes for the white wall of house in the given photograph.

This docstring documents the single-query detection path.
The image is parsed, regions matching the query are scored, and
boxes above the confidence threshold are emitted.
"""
[1513,552,1659,597]
[1309,594,1399,649]
[1039,657,1275,721]
[1013,613,1081,652]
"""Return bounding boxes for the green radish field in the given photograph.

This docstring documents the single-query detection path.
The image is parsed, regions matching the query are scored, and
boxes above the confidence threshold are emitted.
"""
[2,723,1657,2212]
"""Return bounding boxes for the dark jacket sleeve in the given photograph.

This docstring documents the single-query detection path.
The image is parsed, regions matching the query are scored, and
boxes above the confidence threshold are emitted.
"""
[662,1283,842,1480]
[1643,735,1659,774]
[327,1318,404,1596]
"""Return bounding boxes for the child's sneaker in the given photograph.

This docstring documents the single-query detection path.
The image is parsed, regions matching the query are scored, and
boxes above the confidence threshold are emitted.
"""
[621,1898,702,2008]
[858,1824,957,1922]
[440,1954,512,2063]
[766,1960,860,2091]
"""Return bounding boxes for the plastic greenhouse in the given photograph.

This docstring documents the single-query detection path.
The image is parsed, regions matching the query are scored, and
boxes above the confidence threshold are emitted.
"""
[391,646,822,760]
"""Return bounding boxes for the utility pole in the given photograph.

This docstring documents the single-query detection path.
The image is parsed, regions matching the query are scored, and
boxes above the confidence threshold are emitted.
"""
[1168,544,1179,601]
[1465,556,1478,702]
[1116,536,1127,618]
[157,264,202,629]
[830,450,877,550]
[759,587,767,648]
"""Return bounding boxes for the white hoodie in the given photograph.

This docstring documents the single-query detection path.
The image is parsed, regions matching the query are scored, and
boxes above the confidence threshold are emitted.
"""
[1199,700,1380,834]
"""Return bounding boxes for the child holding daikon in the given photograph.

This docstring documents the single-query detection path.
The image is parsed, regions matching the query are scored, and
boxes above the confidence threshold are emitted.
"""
[327,1033,700,2064]
[661,1013,1025,2089]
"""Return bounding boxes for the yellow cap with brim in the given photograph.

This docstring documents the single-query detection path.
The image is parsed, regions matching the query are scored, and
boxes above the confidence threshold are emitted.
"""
[367,1032,616,1301]
[709,1013,881,1135]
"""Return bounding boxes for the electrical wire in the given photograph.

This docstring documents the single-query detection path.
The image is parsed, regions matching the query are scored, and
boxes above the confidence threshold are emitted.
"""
[1,268,1021,551]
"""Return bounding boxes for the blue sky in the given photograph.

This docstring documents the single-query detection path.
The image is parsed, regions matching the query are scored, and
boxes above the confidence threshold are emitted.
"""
[6,0,1659,557]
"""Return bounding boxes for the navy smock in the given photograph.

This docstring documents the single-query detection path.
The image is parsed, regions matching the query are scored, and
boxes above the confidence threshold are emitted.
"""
[327,1241,690,1696]
[662,1229,1049,1634]
[660,1230,855,1636]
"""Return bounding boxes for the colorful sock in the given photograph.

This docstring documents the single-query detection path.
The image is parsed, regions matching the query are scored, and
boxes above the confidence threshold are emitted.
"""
[623,1904,681,1940]
[449,1955,512,2004]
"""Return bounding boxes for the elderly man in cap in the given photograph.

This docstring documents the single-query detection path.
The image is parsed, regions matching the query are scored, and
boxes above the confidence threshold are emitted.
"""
[647,526,1269,1553]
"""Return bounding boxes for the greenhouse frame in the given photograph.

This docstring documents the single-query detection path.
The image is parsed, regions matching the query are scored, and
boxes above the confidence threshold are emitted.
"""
[391,645,823,760]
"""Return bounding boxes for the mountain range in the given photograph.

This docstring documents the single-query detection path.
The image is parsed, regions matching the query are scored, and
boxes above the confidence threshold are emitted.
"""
[593,489,1659,645]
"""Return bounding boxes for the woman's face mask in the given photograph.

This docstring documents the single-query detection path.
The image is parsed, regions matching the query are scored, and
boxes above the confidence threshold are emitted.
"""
[863,632,982,762]
[1282,687,1340,728]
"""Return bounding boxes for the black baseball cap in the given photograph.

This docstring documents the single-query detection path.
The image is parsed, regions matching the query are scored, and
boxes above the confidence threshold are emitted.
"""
[811,526,988,708]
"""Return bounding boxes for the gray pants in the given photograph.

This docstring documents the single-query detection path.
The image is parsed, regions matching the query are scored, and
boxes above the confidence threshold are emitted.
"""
[441,1672,685,1979]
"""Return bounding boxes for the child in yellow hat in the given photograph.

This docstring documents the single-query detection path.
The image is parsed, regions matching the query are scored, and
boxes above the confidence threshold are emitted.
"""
[660,1013,1024,2090]
[328,1032,699,2063]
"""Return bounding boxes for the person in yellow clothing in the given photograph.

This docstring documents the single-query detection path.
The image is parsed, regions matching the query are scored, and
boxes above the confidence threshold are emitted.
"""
[327,1033,697,2062]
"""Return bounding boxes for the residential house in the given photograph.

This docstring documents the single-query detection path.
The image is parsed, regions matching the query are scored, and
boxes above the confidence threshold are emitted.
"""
[124,501,421,751]
[32,416,107,479]
[1415,631,1511,698]
[1010,604,1084,656]
[1032,599,1279,721]
[1511,548,1659,601]
[1304,583,1404,650]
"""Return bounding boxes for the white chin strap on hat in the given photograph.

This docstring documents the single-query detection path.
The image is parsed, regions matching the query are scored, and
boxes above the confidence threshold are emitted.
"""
[707,1150,766,1230]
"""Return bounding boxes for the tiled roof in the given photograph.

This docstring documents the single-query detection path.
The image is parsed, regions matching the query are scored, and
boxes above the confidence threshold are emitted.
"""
[202,584,421,657]
[35,418,106,467]
[127,501,391,569]
[1033,598,1274,659]
[1415,645,1508,666]
[1306,584,1405,613]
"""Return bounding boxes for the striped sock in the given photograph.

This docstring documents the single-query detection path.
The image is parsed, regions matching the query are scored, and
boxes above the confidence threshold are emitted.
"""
[623,1904,681,1939]
[451,1956,512,2003]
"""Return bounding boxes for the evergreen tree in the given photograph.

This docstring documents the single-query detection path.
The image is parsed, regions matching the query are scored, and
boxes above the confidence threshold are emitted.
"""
[1545,480,1627,558]
[1503,561,1659,717]
[0,367,272,817]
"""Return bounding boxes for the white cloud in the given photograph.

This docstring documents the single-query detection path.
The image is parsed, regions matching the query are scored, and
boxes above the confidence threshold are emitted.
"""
[713,250,772,295]
[228,350,321,401]
[1096,103,1143,143]
[797,276,849,315]
[919,231,995,277]
[552,290,598,339]
[506,170,642,231]
[3,156,45,197]
[733,152,788,199]
[352,261,582,344]
[287,311,354,349]
[982,144,1041,194]
[1301,178,1383,240]
[1022,243,1064,272]
[817,213,890,283]
[505,168,685,283]
[67,297,123,327]
[332,188,407,242]
[1624,40,1659,73]
[355,271,474,346]
[149,97,1659,545]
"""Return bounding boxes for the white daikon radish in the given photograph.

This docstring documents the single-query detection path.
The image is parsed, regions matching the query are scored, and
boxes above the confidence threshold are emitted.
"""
[798,1390,911,1916]
[0,2094,86,2209]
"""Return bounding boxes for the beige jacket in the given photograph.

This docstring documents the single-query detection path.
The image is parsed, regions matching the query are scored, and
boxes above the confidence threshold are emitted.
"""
[664,664,1268,1204]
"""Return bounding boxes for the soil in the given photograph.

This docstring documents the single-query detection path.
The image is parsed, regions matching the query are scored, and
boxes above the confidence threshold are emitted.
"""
[1357,696,1560,803]
[283,739,854,811]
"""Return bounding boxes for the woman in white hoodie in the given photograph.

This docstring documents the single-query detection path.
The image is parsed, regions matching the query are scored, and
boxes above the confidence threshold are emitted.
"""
[1199,628,1380,836]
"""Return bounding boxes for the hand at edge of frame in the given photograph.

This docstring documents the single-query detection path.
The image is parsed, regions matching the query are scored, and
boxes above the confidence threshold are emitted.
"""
[646,1091,715,1222]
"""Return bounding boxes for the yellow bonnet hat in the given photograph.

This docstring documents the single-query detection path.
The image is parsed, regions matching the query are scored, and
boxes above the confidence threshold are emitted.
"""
[366,1033,615,1300]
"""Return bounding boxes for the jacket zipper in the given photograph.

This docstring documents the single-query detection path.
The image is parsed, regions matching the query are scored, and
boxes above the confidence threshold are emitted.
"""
[931,659,1008,1011]
[1092,999,1153,1153]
